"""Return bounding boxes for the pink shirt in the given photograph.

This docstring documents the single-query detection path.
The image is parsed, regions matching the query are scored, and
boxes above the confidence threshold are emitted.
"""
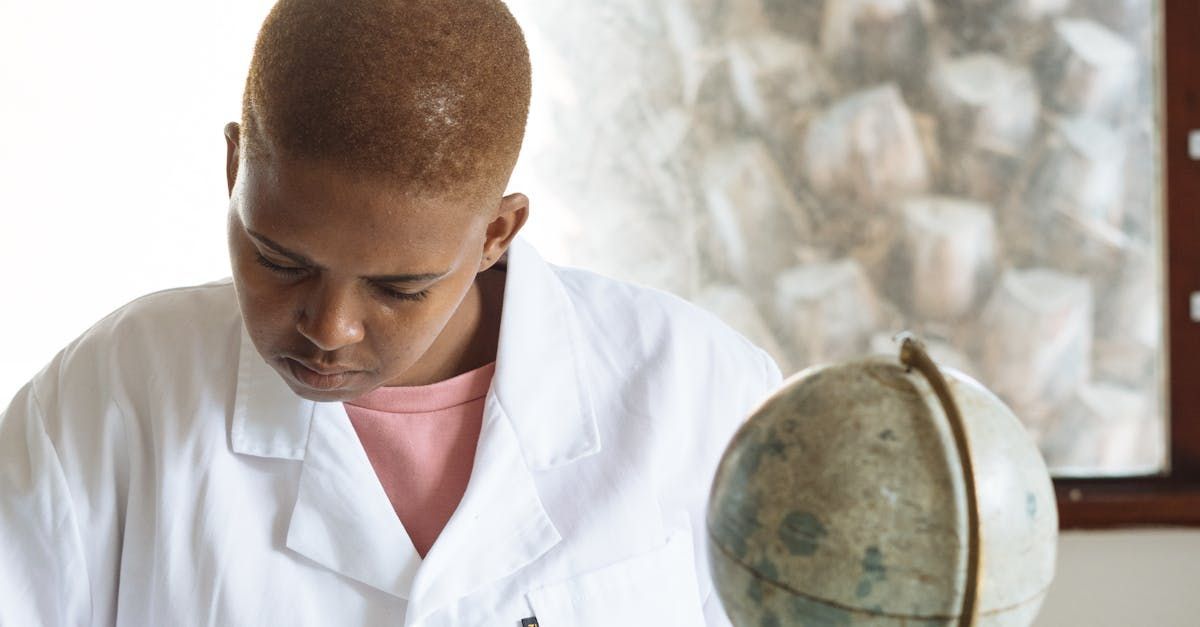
[342,361,495,558]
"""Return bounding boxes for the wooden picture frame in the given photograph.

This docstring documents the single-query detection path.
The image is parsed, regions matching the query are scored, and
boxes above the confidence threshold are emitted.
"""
[1055,0,1200,529]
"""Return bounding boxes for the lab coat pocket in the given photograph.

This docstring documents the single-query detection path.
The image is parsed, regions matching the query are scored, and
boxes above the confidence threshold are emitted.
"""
[524,523,706,626]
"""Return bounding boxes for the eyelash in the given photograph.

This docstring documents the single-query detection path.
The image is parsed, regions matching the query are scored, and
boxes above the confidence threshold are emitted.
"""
[254,253,431,302]
[254,252,307,276]
[374,284,431,302]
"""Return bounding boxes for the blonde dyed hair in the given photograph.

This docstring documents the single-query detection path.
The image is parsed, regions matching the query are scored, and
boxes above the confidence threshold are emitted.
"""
[241,0,531,200]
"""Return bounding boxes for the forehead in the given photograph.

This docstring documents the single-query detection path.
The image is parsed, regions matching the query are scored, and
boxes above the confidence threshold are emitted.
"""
[238,156,490,268]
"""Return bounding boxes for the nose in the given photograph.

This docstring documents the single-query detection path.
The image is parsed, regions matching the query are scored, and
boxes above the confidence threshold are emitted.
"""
[296,281,365,352]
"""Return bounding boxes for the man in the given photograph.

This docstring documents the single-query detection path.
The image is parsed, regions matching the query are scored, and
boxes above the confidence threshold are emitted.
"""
[0,1,782,624]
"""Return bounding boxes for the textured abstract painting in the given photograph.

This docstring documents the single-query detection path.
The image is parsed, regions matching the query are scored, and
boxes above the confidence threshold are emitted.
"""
[506,0,1163,476]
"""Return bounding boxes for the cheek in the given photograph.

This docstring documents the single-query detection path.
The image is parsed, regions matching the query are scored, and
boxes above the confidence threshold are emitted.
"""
[372,281,473,357]
[230,251,296,338]
[230,236,286,303]
[372,301,446,348]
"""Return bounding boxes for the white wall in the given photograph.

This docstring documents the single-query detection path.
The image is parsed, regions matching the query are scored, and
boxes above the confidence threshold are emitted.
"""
[1035,530,1200,627]
[2,4,1197,626]
[0,0,276,403]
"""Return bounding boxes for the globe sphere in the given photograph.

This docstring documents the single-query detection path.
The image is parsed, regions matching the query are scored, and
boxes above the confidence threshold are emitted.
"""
[707,353,1057,626]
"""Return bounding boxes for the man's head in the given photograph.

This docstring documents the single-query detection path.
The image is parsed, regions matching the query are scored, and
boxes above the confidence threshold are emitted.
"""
[241,0,531,199]
[225,0,532,401]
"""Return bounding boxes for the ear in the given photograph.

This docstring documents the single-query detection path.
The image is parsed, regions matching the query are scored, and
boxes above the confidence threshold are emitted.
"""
[224,122,241,197]
[479,193,530,271]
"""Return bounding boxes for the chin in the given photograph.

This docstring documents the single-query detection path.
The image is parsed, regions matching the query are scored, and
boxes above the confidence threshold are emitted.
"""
[285,381,362,403]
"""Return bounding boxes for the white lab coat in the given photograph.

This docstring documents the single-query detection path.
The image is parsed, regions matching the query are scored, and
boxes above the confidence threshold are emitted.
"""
[0,236,782,626]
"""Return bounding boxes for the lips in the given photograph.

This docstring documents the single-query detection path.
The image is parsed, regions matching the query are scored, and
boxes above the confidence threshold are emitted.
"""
[292,359,355,376]
[284,357,360,391]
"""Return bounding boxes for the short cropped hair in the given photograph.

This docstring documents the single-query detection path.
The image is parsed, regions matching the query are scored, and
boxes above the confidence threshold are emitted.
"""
[241,0,532,200]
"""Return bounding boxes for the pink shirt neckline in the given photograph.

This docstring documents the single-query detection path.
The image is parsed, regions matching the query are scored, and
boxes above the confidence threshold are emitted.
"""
[344,361,496,414]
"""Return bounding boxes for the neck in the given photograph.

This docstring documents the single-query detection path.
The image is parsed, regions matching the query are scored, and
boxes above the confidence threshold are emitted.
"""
[452,268,505,373]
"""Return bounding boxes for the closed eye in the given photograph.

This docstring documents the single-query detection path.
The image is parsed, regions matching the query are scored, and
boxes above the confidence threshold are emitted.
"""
[255,251,430,301]
[373,283,431,302]
[255,252,308,276]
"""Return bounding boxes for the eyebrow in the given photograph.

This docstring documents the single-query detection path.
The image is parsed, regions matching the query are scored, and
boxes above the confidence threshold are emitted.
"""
[246,229,450,283]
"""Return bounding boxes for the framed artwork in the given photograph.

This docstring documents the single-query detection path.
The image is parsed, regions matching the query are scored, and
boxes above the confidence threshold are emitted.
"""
[506,0,1199,526]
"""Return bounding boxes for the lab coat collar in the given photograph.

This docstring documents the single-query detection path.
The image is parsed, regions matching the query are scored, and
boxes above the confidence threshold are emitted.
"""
[489,236,602,469]
[229,235,602,469]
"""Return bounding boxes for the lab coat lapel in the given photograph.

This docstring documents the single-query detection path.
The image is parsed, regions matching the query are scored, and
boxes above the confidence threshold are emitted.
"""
[486,237,602,470]
[231,326,423,599]
[403,393,560,624]
[286,400,424,599]
[403,237,603,623]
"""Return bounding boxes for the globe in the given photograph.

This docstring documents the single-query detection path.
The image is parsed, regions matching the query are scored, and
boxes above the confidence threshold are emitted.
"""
[707,339,1057,626]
